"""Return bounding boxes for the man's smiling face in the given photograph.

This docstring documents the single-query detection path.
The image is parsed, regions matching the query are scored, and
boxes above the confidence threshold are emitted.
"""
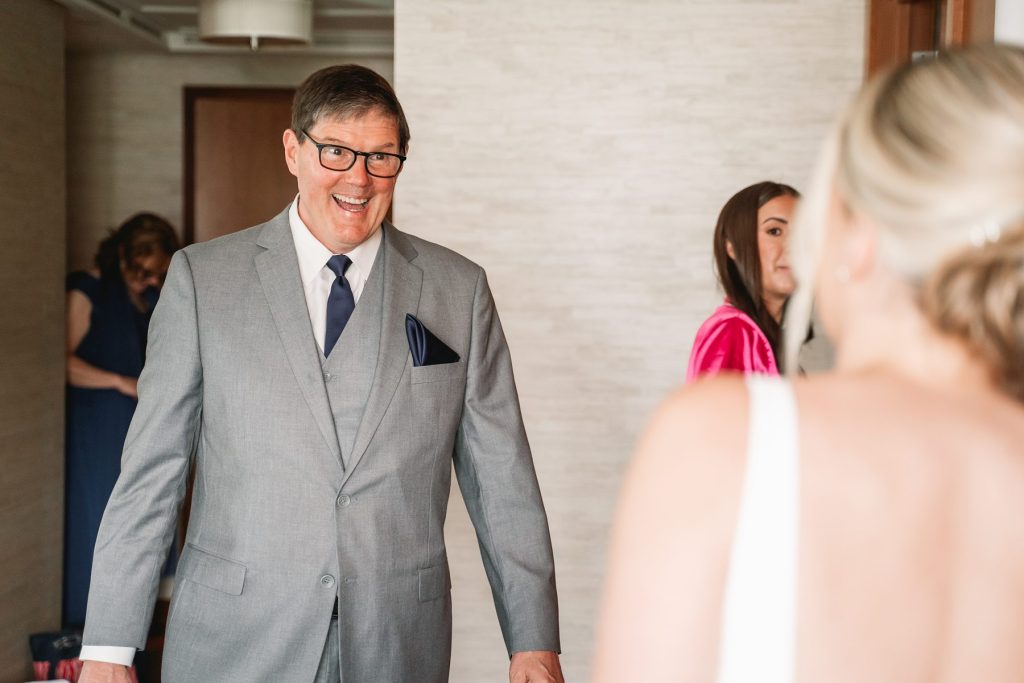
[284,108,401,253]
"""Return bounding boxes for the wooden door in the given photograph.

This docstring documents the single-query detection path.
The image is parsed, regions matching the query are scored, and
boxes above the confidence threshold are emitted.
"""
[185,88,297,244]
[866,0,996,78]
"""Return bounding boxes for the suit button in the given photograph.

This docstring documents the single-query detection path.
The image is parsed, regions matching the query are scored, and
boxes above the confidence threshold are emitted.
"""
[336,494,351,507]
[323,371,333,381]
[321,574,335,587]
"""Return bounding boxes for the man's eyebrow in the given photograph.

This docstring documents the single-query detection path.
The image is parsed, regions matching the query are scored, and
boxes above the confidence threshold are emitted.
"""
[318,137,398,151]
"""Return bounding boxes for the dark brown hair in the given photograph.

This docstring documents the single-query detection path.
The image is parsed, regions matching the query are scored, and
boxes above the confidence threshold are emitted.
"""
[95,212,179,281]
[292,65,410,154]
[712,181,800,364]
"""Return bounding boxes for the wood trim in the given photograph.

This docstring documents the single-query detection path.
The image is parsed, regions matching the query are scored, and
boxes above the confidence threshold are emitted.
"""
[182,87,295,245]
[946,0,995,45]
[864,0,937,78]
[867,0,997,80]
[867,0,909,78]
[866,0,940,78]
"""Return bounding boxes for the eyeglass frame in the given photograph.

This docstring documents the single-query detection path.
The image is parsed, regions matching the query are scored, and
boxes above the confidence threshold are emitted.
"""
[301,129,407,178]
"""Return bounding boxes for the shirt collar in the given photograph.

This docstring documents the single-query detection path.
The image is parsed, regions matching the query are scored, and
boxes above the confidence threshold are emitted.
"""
[288,195,383,287]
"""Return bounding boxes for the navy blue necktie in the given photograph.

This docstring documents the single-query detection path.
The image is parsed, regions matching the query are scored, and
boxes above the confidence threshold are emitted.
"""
[324,255,355,357]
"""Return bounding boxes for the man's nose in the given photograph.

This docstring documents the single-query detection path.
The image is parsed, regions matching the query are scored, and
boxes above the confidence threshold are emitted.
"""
[341,158,371,185]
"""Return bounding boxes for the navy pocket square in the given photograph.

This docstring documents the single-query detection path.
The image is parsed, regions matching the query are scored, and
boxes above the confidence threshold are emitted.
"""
[405,314,460,367]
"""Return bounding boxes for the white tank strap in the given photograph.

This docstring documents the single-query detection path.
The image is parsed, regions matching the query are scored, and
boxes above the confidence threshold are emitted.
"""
[716,375,800,683]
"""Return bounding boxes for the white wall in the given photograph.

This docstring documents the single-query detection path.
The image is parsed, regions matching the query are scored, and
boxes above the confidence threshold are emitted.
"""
[394,2,863,680]
[996,0,1024,44]
[0,1,65,680]
[65,52,393,270]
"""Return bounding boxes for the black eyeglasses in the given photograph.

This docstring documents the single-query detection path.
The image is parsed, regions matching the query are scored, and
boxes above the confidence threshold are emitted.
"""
[301,129,406,178]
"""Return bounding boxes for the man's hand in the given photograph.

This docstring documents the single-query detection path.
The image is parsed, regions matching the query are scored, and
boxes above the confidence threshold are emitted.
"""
[79,661,134,683]
[509,650,564,683]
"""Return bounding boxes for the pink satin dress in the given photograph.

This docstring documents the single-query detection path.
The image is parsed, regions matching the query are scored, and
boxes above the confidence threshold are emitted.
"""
[686,303,778,382]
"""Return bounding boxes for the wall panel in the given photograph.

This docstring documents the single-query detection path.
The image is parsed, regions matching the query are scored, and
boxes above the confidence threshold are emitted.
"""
[0,1,66,680]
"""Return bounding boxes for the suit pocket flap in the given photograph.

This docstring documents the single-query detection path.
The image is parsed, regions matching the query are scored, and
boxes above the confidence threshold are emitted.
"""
[410,361,465,385]
[418,564,450,602]
[180,543,247,596]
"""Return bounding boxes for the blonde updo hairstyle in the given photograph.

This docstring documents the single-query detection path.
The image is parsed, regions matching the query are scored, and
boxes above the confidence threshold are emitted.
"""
[786,44,1024,400]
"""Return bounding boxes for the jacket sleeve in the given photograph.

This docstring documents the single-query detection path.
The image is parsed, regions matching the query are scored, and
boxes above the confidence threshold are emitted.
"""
[452,268,561,656]
[83,249,203,649]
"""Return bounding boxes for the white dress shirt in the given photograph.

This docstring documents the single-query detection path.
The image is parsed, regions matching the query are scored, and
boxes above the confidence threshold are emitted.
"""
[80,196,383,667]
[288,196,382,353]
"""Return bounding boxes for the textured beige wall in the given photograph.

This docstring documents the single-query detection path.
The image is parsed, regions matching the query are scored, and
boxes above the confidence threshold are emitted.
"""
[395,2,862,680]
[0,1,66,681]
[66,52,393,270]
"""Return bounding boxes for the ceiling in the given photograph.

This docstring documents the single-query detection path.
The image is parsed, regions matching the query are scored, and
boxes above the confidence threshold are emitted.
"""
[58,0,394,56]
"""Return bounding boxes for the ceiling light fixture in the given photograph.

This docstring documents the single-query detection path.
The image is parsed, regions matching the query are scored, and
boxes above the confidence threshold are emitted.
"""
[198,0,313,49]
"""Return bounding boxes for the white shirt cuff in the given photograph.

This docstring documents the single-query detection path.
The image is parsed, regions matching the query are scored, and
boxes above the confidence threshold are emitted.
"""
[79,645,136,666]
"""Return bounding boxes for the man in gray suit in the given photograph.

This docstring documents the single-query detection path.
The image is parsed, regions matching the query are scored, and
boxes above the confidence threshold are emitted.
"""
[79,65,562,683]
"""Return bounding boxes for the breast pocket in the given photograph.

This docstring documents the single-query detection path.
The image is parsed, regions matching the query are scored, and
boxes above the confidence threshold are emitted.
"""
[410,360,466,385]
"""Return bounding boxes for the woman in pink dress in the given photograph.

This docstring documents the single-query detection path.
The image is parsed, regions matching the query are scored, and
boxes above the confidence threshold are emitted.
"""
[686,181,799,381]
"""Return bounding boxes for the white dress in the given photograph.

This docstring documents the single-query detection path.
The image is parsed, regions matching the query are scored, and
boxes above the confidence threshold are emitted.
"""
[716,375,800,683]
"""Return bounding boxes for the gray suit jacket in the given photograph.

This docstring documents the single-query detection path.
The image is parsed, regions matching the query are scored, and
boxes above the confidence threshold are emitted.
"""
[83,209,560,682]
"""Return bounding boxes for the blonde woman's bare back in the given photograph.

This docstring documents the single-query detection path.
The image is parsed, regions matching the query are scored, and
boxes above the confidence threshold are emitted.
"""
[795,373,1024,681]
[594,373,1024,682]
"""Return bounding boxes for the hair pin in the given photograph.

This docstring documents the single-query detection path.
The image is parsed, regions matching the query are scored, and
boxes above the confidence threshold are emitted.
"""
[969,221,1001,247]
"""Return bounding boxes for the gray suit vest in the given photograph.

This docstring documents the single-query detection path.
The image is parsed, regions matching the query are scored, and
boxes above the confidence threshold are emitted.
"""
[320,240,386,469]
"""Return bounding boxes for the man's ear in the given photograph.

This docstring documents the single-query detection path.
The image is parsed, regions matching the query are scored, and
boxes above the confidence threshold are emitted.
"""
[283,128,300,178]
[725,240,737,261]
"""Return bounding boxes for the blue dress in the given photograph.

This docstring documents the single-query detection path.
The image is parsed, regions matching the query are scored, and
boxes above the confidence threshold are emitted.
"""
[63,271,169,626]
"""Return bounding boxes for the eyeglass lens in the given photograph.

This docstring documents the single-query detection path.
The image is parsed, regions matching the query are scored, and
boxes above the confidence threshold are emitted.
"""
[319,146,401,177]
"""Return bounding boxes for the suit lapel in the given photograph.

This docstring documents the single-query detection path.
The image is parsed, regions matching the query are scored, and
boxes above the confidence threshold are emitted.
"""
[341,223,421,488]
[254,211,344,472]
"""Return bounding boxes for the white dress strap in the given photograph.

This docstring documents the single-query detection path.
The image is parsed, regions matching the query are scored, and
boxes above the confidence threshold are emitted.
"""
[716,375,800,683]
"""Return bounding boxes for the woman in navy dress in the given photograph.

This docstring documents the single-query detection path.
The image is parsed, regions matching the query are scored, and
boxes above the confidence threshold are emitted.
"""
[64,213,179,627]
